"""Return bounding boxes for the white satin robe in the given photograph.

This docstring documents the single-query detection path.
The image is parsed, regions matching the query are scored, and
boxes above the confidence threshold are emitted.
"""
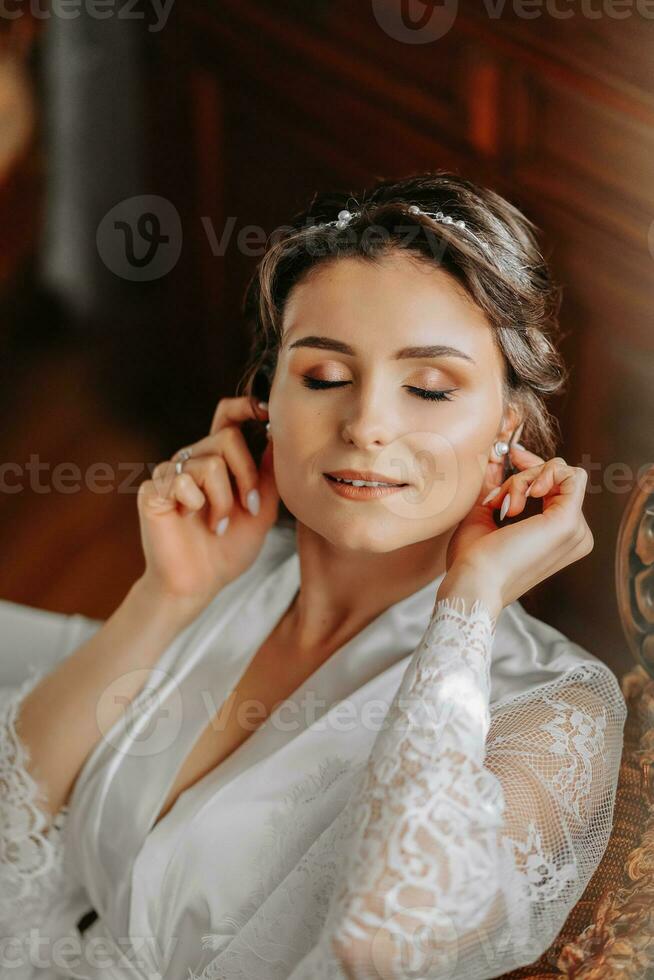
[0,523,627,979]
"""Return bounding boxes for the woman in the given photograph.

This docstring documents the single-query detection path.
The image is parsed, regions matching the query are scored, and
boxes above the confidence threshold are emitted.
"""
[0,171,627,980]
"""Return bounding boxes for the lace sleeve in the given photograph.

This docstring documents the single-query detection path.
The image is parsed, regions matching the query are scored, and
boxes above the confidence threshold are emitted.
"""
[287,596,627,980]
[0,667,87,960]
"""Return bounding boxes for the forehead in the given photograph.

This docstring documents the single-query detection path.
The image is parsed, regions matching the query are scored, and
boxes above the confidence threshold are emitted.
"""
[281,253,497,360]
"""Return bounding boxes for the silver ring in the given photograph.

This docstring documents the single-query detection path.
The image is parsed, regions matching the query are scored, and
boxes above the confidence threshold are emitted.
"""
[173,447,192,476]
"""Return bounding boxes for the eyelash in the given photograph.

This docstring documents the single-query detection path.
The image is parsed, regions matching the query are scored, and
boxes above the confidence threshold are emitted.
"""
[300,376,457,402]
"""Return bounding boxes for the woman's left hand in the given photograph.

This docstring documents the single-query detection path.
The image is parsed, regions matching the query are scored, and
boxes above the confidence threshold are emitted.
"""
[436,445,593,618]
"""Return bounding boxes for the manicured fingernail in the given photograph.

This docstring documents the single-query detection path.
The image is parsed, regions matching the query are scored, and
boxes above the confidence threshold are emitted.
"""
[500,494,511,521]
[482,486,501,505]
[257,401,269,411]
[246,488,260,516]
[514,442,526,450]
[525,482,532,497]
[215,516,229,535]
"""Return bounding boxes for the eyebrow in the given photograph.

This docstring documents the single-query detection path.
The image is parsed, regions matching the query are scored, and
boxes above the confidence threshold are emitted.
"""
[286,335,476,365]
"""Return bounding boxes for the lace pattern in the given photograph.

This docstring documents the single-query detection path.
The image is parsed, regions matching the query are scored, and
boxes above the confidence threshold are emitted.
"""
[0,666,74,929]
[285,596,627,980]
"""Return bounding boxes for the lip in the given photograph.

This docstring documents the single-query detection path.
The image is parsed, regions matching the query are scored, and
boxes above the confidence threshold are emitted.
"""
[324,469,408,486]
[323,474,407,500]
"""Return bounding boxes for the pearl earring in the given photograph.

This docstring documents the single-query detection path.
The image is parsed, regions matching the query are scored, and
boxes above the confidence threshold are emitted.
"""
[493,440,509,459]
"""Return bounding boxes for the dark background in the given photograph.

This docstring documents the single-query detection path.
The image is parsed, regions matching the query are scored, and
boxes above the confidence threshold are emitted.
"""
[1,0,653,681]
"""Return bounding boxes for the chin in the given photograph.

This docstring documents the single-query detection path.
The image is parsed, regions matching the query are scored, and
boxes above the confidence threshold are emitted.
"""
[296,508,423,554]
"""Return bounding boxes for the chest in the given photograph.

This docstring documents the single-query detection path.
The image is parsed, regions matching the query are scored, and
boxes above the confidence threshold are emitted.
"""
[151,627,326,831]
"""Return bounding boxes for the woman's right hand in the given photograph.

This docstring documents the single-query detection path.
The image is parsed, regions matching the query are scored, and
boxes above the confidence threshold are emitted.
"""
[136,396,279,610]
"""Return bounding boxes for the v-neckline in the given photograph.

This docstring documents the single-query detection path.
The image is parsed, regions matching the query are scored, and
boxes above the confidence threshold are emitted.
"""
[142,548,304,841]
[139,546,446,848]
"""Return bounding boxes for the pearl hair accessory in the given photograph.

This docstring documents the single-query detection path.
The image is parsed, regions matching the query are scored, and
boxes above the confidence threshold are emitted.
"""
[318,204,491,251]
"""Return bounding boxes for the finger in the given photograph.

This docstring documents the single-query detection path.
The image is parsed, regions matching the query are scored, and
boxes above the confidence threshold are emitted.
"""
[481,463,545,507]
[151,460,182,500]
[487,468,546,521]
[524,457,571,499]
[173,472,207,518]
[483,450,557,515]
[212,426,260,513]
[189,455,235,531]
[172,434,220,462]
[508,444,545,466]
[152,458,235,530]
[171,428,260,515]
[208,395,268,437]
[138,478,175,517]
[172,424,266,465]
[531,462,589,521]
[506,445,545,491]
[505,445,546,495]
[530,457,588,546]
[478,443,544,503]
[138,474,205,519]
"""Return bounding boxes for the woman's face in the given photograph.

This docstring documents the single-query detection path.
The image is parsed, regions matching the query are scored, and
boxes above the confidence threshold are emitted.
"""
[268,251,512,552]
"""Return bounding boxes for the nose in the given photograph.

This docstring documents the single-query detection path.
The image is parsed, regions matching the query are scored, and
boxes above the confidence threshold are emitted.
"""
[340,385,395,449]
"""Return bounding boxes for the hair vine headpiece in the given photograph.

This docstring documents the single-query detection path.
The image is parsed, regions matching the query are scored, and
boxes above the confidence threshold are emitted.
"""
[315,203,491,252]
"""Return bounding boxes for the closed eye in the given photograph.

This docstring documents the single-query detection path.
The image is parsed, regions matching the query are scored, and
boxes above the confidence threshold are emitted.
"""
[404,385,457,402]
[301,376,458,403]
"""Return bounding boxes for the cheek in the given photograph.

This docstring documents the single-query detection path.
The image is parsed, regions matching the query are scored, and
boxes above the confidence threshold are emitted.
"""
[431,390,502,481]
[274,411,327,457]
[270,415,326,505]
[440,419,496,476]
[387,421,493,524]
[437,391,499,440]
[406,401,494,481]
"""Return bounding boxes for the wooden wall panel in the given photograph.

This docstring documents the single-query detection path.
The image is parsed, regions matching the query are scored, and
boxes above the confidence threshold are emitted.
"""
[512,77,654,249]
[463,2,654,108]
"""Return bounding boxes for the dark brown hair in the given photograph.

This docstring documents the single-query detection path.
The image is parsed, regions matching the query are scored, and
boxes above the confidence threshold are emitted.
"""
[237,169,568,460]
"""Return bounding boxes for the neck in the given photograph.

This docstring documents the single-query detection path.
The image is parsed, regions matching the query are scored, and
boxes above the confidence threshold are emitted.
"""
[282,521,451,657]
